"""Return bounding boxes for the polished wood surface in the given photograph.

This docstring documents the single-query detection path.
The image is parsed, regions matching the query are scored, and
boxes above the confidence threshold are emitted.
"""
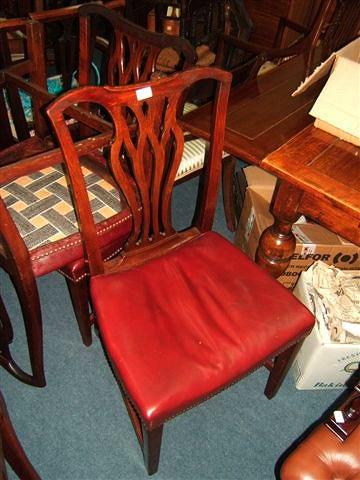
[182,54,325,165]
[182,53,325,230]
[256,125,360,277]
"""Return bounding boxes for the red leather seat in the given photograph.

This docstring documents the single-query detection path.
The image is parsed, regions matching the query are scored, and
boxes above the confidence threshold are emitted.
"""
[91,231,314,428]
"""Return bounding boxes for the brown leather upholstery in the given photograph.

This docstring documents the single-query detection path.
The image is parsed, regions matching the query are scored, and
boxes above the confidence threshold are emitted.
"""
[281,424,360,480]
[281,383,360,480]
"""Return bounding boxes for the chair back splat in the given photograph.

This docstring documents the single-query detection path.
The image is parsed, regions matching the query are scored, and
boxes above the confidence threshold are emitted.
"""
[78,3,197,88]
[48,67,229,275]
[47,67,314,475]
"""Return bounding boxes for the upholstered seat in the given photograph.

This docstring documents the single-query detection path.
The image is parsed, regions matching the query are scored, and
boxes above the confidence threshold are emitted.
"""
[92,231,314,429]
[0,164,131,277]
[281,383,360,480]
[0,153,132,386]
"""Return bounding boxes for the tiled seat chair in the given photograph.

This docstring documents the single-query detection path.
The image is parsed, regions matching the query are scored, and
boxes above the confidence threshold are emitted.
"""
[0,4,200,387]
[0,122,132,386]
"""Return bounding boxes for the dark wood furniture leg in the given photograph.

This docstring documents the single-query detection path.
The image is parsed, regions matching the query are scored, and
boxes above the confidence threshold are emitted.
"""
[256,181,303,278]
[222,155,237,232]
[121,387,164,475]
[142,425,164,476]
[65,277,92,347]
[0,264,45,387]
[0,391,41,480]
[264,342,303,399]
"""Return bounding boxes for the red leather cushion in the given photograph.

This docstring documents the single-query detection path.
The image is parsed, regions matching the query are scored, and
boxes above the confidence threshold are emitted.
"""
[91,231,314,429]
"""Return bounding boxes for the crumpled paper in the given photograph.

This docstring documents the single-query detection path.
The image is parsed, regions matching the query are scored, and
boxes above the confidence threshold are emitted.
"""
[302,261,360,343]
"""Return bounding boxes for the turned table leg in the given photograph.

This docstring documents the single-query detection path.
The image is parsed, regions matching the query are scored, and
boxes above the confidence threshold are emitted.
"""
[256,180,303,278]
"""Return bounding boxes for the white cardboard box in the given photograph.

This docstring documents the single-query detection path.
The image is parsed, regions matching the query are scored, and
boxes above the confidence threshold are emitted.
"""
[293,37,360,146]
[292,270,360,390]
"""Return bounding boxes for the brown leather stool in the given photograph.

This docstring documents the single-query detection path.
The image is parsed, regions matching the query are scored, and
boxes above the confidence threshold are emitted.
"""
[281,384,360,480]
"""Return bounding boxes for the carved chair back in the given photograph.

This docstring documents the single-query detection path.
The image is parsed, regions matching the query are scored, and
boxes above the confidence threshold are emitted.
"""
[78,3,196,88]
[47,67,231,274]
[215,0,335,84]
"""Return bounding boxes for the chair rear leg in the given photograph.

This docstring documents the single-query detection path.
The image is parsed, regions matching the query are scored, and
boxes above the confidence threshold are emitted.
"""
[65,277,92,347]
[0,391,40,480]
[264,342,302,399]
[222,155,237,232]
[10,272,46,387]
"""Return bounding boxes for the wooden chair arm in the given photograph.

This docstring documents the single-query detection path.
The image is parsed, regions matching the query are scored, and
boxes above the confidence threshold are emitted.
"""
[0,131,112,184]
[29,2,102,23]
[28,0,124,23]
[3,71,112,133]
[0,18,28,32]
[216,33,305,66]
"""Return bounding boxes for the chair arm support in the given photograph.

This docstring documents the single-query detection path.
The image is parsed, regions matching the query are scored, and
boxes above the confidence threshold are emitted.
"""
[216,33,305,62]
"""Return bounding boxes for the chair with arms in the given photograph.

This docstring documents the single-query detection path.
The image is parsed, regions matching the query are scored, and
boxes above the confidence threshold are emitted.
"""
[47,66,315,475]
[0,65,132,386]
[77,3,197,86]
[0,3,196,387]
[215,0,335,87]
[77,4,207,182]
[216,0,335,231]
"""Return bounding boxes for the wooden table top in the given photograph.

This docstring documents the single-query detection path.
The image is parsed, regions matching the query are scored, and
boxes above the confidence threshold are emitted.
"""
[262,124,360,245]
[182,54,326,165]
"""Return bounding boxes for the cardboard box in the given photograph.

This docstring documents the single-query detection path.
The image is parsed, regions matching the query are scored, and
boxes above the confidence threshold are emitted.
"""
[233,165,276,219]
[291,270,360,390]
[293,37,360,146]
[235,168,360,289]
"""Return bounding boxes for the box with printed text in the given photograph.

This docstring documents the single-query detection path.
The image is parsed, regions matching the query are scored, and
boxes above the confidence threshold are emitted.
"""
[291,269,360,390]
[234,167,360,289]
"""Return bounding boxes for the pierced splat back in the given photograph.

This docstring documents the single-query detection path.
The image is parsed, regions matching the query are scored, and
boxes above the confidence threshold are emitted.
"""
[78,3,196,88]
[47,67,231,276]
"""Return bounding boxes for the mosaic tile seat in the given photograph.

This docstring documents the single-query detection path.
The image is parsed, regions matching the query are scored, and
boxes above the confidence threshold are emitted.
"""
[0,162,133,273]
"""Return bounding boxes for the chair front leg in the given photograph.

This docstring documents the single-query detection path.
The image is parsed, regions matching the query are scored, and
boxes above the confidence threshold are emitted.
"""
[0,269,45,387]
[0,391,40,480]
[142,424,164,476]
[121,389,164,475]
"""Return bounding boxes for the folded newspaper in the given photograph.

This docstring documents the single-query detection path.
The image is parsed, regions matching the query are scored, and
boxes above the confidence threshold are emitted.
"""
[300,261,360,344]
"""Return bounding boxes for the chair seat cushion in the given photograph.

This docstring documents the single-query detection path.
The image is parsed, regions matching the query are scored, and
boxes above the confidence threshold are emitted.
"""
[1,163,131,277]
[90,231,314,429]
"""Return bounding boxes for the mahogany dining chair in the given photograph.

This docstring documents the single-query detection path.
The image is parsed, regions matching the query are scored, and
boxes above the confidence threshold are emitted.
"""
[47,66,315,474]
